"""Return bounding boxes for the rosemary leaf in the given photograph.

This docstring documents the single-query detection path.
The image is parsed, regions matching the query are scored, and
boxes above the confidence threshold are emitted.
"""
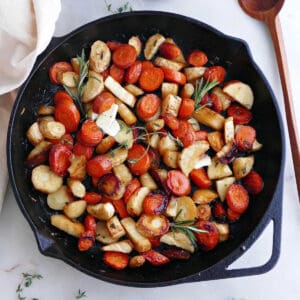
[167,131,183,147]
[76,289,87,299]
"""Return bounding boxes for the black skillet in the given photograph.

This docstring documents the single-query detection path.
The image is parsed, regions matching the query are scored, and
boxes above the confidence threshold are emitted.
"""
[7,11,285,287]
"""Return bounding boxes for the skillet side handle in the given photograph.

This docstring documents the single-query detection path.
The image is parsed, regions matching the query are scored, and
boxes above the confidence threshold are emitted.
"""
[184,183,283,283]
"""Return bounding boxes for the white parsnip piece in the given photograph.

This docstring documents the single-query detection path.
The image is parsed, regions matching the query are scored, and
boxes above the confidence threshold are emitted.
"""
[104,147,128,167]
[146,118,165,132]
[37,105,55,116]
[71,57,80,74]
[188,117,200,131]
[214,222,230,242]
[144,33,165,60]
[175,196,197,222]
[178,141,210,176]
[115,99,137,125]
[68,155,86,180]
[181,83,195,98]
[63,200,87,219]
[160,231,195,253]
[165,197,177,218]
[124,84,144,96]
[26,122,44,146]
[129,255,146,268]
[47,185,73,210]
[193,107,225,131]
[102,240,134,253]
[161,94,182,117]
[163,150,179,169]
[211,87,231,111]
[192,189,218,204]
[114,120,134,149]
[50,215,84,238]
[106,216,126,239]
[96,136,116,154]
[128,36,142,56]
[89,40,111,73]
[207,131,225,152]
[120,217,151,252]
[161,82,179,99]
[57,71,79,87]
[216,177,236,201]
[184,67,206,81]
[39,119,65,140]
[87,202,115,220]
[67,178,86,198]
[32,165,63,194]
[158,135,179,156]
[233,156,254,179]
[140,172,158,191]
[113,163,132,186]
[224,117,234,144]
[96,221,119,244]
[104,76,136,107]
[82,71,104,103]
[154,56,185,71]
[207,158,232,180]
[127,187,150,217]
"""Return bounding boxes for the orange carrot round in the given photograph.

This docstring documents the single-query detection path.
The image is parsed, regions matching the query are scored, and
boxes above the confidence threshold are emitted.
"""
[139,67,164,92]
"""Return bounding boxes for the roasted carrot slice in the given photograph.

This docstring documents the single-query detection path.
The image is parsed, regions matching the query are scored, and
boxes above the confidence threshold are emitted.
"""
[227,104,252,125]
[86,155,112,178]
[143,192,168,215]
[190,168,211,189]
[112,44,137,69]
[194,221,219,251]
[112,199,129,219]
[49,61,73,84]
[127,144,151,175]
[227,208,241,222]
[187,50,208,67]
[162,248,191,260]
[141,60,154,70]
[139,67,164,92]
[142,249,170,266]
[49,144,72,176]
[166,170,191,196]
[226,183,249,214]
[78,230,95,251]
[106,41,123,51]
[203,66,226,84]
[162,113,179,130]
[125,60,142,84]
[84,215,97,232]
[103,251,129,270]
[161,67,186,85]
[77,120,103,147]
[92,91,116,114]
[235,125,256,151]
[210,93,223,113]
[195,130,208,141]
[159,42,181,59]
[212,201,226,220]
[243,170,264,195]
[73,142,94,160]
[48,133,74,150]
[136,94,161,119]
[53,90,73,105]
[54,98,80,133]
[124,178,141,204]
[84,192,102,205]
[172,119,196,147]
[109,64,125,83]
[178,98,195,119]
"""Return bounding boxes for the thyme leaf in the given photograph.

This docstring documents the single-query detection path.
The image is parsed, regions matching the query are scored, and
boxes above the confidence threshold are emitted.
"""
[76,289,87,299]
[193,77,218,112]
[104,0,133,14]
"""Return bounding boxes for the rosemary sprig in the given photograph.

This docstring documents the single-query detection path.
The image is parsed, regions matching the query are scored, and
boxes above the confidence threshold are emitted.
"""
[193,77,218,112]
[104,0,133,13]
[16,272,43,300]
[170,209,208,246]
[76,289,87,299]
[63,49,88,117]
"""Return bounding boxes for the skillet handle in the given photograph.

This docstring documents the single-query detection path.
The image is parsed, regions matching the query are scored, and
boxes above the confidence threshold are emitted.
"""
[184,182,283,283]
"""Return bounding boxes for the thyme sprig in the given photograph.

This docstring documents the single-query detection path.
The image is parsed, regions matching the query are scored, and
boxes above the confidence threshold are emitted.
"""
[16,272,43,300]
[76,289,87,299]
[63,49,88,117]
[170,209,208,246]
[193,77,218,112]
[104,0,133,13]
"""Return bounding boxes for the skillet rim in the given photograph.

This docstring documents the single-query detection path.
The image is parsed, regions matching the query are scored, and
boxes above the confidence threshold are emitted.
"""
[7,10,285,287]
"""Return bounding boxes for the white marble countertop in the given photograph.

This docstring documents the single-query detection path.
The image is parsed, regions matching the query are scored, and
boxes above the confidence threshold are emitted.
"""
[1,0,300,299]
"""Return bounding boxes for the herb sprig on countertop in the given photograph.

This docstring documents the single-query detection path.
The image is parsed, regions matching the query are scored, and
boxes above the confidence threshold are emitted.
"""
[104,0,133,13]
[170,209,208,246]
[193,77,218,112]
[16,272,43,300]
[76,289,87,299]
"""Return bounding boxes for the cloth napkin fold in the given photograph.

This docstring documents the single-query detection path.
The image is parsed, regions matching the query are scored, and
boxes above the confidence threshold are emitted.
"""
[0,0,61,213]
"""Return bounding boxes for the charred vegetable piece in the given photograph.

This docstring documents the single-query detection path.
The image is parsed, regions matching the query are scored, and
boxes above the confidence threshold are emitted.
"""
[136,214,170,238]
[97,173,125,200]
[194,220,219,251]
[143,192,168,215]
[161,248,191,260]
[141,249,170,266]
[103,251,129,270]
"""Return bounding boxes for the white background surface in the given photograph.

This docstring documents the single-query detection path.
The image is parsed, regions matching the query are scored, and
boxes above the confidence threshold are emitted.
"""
[1,0,300,299]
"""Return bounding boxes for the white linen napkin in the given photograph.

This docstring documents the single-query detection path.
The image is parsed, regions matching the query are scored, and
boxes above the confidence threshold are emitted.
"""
[0,0,61,212]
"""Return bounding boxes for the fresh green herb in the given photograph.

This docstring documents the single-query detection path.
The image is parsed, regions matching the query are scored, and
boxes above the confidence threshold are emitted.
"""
[170,209,208,246]
[193,77,218,112]
[167,131,183,147]
[63,49,88,117]
[76,289,87,299]
[104,0,133,14]
[16,273,43,300]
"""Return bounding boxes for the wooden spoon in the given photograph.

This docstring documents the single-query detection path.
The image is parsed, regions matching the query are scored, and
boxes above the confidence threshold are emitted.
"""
[239,0,300,200]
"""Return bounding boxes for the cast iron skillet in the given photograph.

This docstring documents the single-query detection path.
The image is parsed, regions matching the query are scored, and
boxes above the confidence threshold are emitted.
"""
[7,11,285,287]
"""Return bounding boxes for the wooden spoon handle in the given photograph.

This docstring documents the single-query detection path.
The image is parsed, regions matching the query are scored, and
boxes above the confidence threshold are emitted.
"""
[266,16,300,198]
